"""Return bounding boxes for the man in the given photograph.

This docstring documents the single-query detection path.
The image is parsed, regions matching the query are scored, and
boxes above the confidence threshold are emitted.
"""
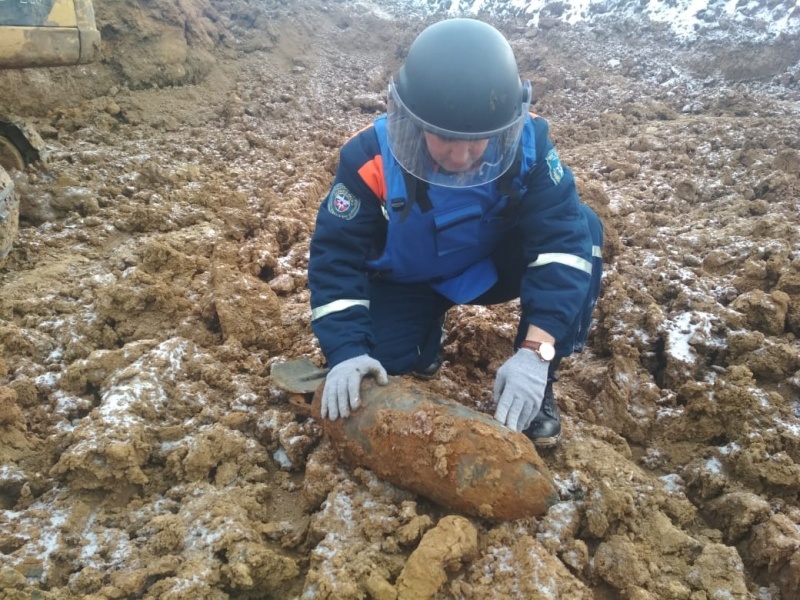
[308,18,603,448]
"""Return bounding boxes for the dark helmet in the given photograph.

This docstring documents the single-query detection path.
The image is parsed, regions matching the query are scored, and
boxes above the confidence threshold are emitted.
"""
[394,18,525,135]
[386,19,531,188]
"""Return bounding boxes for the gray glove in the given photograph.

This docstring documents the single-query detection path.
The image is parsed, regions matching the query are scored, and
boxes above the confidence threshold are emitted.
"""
[322,354,389,420]
[493,348,550,432]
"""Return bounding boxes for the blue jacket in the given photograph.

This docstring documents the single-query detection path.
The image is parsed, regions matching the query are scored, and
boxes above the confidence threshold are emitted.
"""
[309,114,594,367]
[366,115,538,303]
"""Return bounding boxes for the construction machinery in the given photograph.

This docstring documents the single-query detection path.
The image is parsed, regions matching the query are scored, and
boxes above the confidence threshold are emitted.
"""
[0,0,100,265]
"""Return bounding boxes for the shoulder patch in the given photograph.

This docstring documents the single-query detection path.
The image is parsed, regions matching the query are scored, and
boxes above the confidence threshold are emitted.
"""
[545,148,564,186]
[327,183,361,220]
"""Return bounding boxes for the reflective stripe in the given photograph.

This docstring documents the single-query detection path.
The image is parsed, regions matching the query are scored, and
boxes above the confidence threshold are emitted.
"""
[311,299,370,321]
[528,252,592,274]
[592,245,602,258]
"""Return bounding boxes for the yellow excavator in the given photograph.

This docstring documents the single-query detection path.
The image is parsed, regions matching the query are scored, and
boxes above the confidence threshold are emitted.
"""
[0,0,100,265]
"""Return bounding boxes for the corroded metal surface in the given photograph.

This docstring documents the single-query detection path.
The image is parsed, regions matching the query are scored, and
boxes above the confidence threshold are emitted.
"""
[312,377,559,521]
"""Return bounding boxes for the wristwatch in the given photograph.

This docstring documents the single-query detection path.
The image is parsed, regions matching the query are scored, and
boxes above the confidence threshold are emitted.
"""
[519,339,556,362]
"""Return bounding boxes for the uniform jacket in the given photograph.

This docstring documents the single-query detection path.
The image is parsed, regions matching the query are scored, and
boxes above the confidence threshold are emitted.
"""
[309,113,594,367]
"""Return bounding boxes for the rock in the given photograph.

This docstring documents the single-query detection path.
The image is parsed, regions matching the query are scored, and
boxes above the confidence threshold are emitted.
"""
[395,515,478,600]
[685,543,749,597]
[730,290,789,336]
[268,273,295,294]
[744,513,800,598]
[594,535,651,589]
[211,261,283,350]
[706,491,771,543]
[105,101,122,116]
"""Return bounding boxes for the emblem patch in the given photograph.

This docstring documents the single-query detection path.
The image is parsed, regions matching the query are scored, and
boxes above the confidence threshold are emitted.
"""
[545,148,564,186]
[327,183,360,220]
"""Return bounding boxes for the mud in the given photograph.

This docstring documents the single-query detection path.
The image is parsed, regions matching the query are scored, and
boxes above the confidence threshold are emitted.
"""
[1,0,799,599]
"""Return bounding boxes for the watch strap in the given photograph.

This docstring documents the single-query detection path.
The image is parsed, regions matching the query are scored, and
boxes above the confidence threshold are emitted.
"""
[519,339,555,361]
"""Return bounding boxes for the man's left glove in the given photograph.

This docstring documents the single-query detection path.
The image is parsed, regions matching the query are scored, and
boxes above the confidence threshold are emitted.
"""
[493,348,550,432]
[321,354,389,420]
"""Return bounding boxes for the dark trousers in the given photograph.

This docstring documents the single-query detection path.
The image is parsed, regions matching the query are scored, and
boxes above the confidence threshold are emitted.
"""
[370,204,604,375]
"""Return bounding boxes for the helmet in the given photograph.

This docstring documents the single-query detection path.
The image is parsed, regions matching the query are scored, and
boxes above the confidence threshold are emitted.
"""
[387,18,531,188]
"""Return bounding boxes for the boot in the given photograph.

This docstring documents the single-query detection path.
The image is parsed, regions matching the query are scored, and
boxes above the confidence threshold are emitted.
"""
[412,350,443,380]
[523,360,562,449]
[523,382,561,448]
[413,314,447,380]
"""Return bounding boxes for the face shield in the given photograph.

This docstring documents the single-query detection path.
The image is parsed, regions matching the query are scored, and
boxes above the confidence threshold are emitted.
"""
[386,78,532,188]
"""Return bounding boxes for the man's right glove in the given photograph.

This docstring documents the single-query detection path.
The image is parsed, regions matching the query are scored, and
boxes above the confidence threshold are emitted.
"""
[493,348,550,432]
[321,354,389,420]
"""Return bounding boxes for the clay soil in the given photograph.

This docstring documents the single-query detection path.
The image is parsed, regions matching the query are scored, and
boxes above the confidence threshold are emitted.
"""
[1,1,799,599]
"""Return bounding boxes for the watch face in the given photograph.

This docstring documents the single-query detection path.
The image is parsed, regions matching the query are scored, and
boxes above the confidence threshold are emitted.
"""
[539,343,556,361]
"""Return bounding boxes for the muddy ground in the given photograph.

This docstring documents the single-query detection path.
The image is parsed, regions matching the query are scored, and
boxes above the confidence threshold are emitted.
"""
[1,1,799,598]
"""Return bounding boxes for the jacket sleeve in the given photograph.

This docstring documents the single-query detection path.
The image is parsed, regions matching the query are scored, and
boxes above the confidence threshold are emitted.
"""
[308,127,387,367]
[518,116,593,343]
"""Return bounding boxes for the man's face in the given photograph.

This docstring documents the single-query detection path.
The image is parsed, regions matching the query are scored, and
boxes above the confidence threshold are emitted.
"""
[423,132,489,173]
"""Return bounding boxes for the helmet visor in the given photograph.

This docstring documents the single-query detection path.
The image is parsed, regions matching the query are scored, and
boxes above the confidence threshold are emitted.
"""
[386,78,531,188]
